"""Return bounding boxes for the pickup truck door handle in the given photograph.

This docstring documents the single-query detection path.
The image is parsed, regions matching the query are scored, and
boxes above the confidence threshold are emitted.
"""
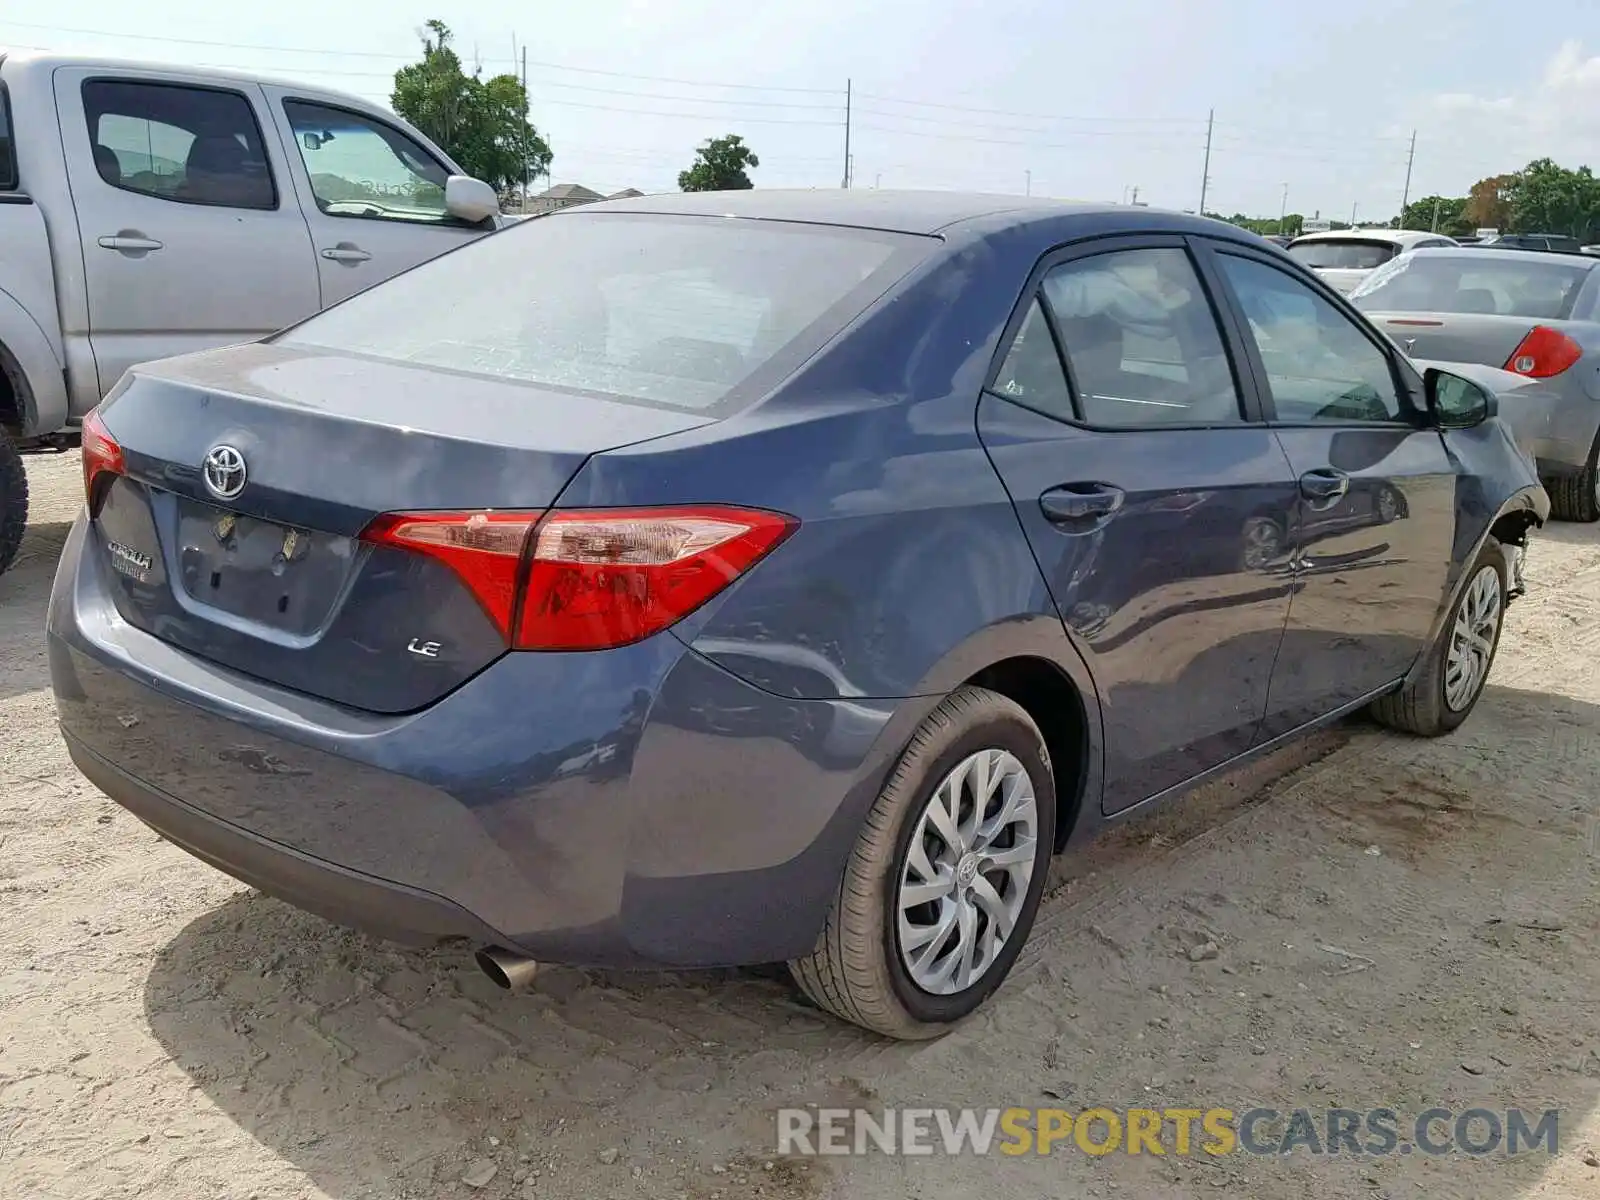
[1039,483,1125,524]
[97,233,163,253]
[320,243,372,264]
[1299,468,1351,502]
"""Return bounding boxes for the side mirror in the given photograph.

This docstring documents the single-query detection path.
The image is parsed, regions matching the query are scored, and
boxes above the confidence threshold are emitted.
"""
[444,175,499,224]
[302,132,325,151]
[1424,367,1497,429]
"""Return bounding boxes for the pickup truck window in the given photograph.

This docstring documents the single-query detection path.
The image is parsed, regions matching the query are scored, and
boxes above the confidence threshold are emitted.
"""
[0,84,16,190]
[283,100,457,226]
[82,80,276,210]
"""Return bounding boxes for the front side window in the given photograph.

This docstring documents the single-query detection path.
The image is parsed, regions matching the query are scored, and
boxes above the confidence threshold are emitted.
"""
[284,100,454,224]
[1286,239,1398,271]
[1218,254,1405,424]
[1038,247,1244,427]
[82,80,275,210]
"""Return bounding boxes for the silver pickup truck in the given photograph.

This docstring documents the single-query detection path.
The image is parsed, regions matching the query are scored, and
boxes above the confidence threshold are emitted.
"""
[0,51,505,574]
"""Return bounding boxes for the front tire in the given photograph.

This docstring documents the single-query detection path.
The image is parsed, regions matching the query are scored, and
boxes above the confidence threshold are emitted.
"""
[1370,538,1507,736]
[789,687,1056,1039]
[0,427,28,577]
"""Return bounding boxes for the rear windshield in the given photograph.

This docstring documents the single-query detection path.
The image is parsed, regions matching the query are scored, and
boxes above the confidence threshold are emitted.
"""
[278,212,928,412]
[1350,253,1593,319]
[1286,239,1398,270]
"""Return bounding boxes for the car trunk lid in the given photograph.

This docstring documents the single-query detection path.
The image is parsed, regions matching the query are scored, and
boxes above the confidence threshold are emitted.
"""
[88,342,714,712]
[1364,311,1546,369]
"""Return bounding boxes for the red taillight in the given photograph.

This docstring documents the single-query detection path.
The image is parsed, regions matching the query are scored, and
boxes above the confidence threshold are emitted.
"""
[362,511,539,638]
[81,409,125,506]
[1503,326,1583,378]
[362,505,797,651]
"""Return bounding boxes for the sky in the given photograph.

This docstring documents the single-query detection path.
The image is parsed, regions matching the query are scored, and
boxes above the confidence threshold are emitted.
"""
[4,1,1598,220]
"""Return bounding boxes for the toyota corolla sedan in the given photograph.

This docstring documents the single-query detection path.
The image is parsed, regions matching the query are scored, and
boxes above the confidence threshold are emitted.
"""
[50,192,1547,1039]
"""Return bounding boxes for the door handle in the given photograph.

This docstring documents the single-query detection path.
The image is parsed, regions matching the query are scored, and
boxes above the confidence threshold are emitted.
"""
[320,244,372,264]
[97,233,163,253]
[1299,468,1350,502]
[1040,483,1125,524]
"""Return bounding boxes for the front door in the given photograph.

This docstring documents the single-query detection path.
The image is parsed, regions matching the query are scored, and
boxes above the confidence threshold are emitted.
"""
[1203,246,1457,734]
[977,239,1299,813]
[55,69,320,397]
[262,91,491,307]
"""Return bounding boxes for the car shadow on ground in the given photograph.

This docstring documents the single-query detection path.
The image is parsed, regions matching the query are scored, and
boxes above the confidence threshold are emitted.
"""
[141,683,1600,1200]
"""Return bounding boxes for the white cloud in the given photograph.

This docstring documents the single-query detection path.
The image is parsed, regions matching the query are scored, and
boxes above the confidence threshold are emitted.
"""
[1422,41,1600,181]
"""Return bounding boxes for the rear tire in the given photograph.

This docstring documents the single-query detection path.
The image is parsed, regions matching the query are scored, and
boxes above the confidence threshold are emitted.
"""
[1370,538,1507,736]
[0,427,27,577]
[789,686,1055,1039]
[1546,429,1600,522]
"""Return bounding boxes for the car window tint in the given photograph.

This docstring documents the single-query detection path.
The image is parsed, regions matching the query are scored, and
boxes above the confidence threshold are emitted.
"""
[284,100,454,225]
[0,86,15,190]
[1286,239,1397,270]
[82,81,275,210]
[1039,247,1243,427]
[1351,253,1591,320]
[1219,254,1405,424]
[279,212,922,413]
[992,299,1073,420]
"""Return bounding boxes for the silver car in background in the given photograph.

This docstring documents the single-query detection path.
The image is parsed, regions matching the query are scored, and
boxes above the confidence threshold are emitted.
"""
[1352,247,1600,521]
[1285,228,1458,295]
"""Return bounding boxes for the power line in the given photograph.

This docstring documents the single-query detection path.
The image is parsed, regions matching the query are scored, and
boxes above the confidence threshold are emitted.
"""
[855,91,1202,126]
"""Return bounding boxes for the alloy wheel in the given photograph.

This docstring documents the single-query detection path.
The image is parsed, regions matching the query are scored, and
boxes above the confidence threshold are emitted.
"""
[896,749,1039,995]
[1444,564,1502,712]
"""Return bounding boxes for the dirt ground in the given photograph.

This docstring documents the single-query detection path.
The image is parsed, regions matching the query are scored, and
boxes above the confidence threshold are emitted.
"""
[2,448,1598,1200]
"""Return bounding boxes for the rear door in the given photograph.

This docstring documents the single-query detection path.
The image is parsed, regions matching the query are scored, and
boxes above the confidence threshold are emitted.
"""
[53,68,319,396]
[977,237,1299,813]
[1201,243,1457,734]
[261,90,490,305]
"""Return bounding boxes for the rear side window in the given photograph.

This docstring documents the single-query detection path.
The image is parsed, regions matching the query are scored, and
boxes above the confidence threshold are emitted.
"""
[1287,239,1397,270]
[0,85,15,190]
[82,80,276,210]
[1351,253,1592,320]
[993,300,1073,420]
[278,213,927,413]
[1039,247,1244,427]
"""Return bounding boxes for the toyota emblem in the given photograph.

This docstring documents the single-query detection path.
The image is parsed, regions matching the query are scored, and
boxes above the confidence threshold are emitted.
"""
[202,445,248,501]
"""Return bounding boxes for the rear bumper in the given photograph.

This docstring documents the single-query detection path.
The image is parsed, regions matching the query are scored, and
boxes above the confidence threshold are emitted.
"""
[1496,385,1600,473]
[48,517,910,967]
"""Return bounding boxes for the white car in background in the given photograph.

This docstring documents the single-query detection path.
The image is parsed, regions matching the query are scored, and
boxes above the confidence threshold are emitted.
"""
[1285,228,1458,295]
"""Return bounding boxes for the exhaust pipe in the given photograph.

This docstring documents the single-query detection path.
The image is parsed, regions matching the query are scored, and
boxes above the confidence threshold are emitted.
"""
[475,945,540,991]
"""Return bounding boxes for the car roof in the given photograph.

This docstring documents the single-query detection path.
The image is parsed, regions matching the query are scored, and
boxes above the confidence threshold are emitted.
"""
[554,188,1263,240]
[0,49,382,105]
[1289,228,1448,247]
[1411,245,1600,266]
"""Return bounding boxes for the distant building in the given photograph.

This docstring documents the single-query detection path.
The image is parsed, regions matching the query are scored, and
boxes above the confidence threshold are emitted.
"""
[526,182,607,215]
[607,188,645,200]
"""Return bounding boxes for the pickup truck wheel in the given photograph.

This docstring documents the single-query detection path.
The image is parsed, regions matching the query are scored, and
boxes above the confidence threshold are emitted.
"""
[788,686,1055,1039]
[1370,538,1507,737]
[0,427,28,577]
[1546,429,1600,522]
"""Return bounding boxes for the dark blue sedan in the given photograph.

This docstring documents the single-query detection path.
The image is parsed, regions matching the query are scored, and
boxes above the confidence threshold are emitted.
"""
[49,191,1547,1038]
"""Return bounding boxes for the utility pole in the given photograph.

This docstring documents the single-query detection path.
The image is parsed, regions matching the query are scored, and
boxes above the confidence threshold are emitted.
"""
[1279,182,1288,234]
[1130,185,1140,205]
[1350,201,1358,227]
[1198,108,1214,215]
[1025,169,1031,197]
[520,43,529,212]
[874,172,881,189]
[842,79,852,188]
[1399,129,1416,226]
[1431,195,1442,233]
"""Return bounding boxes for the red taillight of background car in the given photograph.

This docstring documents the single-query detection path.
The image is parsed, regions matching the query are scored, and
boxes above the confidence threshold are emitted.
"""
[1503,326,1583,378]
[362,505,797,650]
[81,409,125,506]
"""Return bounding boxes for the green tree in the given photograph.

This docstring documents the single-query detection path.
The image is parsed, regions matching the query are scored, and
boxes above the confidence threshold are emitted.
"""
[1399,195,1471,237]
[391,20,552,194]
[678,135,759,192]
[1504,158,1600,240]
